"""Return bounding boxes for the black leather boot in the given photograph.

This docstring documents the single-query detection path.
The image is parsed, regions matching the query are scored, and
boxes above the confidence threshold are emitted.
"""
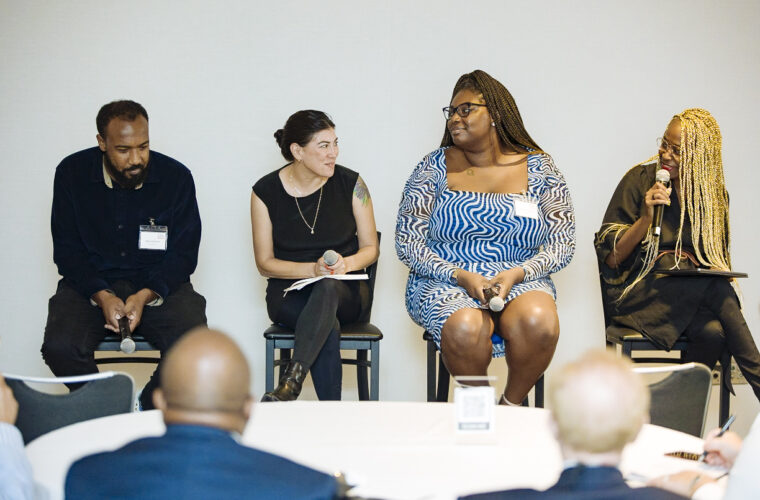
[261,361,307,402]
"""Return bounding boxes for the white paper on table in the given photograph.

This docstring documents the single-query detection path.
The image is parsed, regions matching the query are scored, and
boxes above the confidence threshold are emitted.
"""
[283,274,368,294]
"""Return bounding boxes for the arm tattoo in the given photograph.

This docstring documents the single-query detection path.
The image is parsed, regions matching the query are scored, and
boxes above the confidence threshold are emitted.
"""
[353,176,371,206]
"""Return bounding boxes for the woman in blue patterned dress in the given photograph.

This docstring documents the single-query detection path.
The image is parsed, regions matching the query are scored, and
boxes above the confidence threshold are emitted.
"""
[396,70,575,405]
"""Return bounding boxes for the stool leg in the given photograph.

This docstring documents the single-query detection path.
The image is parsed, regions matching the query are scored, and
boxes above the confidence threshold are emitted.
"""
[622,341,633,358]
[278,348,292,382]
[427,340,437,402]
[535,374,544,408]
[436,354,450,402]
[370,341,380,401]
[265,339,275,392]
[357,350,369,401]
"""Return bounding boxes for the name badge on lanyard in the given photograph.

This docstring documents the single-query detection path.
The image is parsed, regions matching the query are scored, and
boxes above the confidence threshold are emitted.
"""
[514,193,539,220]
[139,218,168,251]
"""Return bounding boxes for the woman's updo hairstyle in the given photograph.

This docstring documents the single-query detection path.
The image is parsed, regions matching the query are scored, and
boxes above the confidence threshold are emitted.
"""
[274,110,335,161]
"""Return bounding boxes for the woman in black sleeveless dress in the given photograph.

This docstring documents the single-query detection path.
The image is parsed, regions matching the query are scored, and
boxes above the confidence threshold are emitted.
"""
[251,110,379,401]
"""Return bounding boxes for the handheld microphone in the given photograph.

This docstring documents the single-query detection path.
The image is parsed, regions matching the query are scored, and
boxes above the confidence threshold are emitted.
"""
[323,250,340,266]
[118,316,136,354]
[652,168,671,237]
[483,285,505,312]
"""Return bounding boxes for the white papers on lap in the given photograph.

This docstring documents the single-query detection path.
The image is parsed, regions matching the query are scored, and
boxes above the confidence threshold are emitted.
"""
[283,274,369,294]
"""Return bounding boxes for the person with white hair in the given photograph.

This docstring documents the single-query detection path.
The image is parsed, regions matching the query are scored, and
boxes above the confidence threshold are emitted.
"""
[460,350,685,499]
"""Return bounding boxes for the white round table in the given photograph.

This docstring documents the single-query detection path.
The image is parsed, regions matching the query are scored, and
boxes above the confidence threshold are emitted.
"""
[25,401,710,500]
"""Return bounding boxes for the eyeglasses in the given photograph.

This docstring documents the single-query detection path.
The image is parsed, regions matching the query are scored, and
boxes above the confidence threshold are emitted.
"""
[442,102,487,120]
[657,137,681,157]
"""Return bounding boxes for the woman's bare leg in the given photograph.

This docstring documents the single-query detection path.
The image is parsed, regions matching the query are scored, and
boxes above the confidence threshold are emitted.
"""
[497,291,559,404]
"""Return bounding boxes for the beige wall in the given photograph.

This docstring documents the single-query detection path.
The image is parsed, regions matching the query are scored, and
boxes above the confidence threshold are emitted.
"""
[1,0,758,435]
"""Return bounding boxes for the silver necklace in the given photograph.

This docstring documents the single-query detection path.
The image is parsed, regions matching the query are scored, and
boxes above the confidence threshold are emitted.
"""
[294,186,323,234]
[289,167,324,234]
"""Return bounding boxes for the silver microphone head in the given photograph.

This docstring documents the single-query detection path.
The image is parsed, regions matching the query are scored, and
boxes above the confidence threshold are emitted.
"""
[323,250,340,266]
[120,337,136,354]
[488,296,505,312]
[655,168,671,186]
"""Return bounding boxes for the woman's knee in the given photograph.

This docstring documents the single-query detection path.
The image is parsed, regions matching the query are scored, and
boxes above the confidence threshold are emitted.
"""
[502,302,559,348]
[308,278,346,306]
[441,309,491,351]
[688,318,724,344]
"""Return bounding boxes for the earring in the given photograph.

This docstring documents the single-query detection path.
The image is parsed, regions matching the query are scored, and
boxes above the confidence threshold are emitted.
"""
[491,121,495,127]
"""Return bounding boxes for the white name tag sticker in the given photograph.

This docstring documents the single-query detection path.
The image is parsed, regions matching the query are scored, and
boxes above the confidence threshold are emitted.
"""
[514,199,539,219]
[139,225,168,251]
[454,385,495,434]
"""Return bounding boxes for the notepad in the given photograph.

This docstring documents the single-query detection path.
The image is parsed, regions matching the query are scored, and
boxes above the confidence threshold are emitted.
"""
[283,274,369,295]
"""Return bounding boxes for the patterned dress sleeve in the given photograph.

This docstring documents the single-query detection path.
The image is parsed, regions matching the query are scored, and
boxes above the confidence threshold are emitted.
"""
[395,150,459,283]
[520,154,576,281]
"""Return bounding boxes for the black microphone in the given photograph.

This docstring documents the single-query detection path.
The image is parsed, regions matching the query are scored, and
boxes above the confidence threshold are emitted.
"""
[652,168,671,237]
[323,250,340,266]
[483,285,505,312]
[118,316,135,354]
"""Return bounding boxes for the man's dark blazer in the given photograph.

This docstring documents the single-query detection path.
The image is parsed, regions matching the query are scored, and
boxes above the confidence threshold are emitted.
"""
[65,423,338,500]
[459,465,687,500]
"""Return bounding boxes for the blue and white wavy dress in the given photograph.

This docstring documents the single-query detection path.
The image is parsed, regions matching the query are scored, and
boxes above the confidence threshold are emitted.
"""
[396,148,575,357]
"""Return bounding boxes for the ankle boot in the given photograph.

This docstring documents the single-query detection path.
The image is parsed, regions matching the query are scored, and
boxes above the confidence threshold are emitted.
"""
[261,361,307,402]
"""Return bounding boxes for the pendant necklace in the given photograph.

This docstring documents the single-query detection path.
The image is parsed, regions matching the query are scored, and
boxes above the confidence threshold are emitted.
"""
[290,169,323,235]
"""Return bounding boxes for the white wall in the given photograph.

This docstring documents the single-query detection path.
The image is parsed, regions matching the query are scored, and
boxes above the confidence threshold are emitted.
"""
[1,0,759,435]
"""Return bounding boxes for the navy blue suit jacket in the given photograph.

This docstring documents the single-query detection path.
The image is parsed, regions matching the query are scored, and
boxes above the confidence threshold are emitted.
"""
[65,424,337,500]
[460,466,687,500]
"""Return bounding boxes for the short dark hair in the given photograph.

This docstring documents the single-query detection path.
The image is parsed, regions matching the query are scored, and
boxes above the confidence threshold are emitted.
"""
[96,100,149,137]
[274,110,335,161]
[440,70,541,152]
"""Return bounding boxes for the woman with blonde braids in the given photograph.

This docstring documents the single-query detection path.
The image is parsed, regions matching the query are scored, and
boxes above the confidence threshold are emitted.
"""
[595,108,760,400]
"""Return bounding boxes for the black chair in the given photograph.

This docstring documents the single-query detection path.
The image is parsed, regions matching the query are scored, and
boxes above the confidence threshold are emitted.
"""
[635,363,713,437]
[4,371,134,444]
[263,234,383,401]
[597,247,731,425]
[95,333,160,365]
[424,331,544,407]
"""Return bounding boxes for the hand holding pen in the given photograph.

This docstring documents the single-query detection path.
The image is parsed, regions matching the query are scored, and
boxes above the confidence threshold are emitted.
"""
[701,415,742,468]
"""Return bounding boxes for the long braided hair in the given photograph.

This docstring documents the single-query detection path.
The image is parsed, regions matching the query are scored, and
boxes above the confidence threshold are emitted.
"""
[676,108,731,271]
[440,69,542,152]
[613,108,731,300]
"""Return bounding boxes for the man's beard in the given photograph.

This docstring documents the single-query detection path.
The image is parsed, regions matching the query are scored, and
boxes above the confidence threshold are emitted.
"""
[104,153,149,189]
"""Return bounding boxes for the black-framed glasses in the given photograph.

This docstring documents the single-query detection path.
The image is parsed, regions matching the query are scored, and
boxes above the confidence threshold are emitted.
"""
[442,102,487,120]
[657,136,681,157]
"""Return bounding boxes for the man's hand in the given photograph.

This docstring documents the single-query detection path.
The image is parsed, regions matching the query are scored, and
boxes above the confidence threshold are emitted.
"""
[92,290,126,332]
[0,374,19,425]
[123,289,158,332]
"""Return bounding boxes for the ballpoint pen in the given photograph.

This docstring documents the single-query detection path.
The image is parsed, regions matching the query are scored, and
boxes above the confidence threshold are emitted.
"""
[699,414,736,462]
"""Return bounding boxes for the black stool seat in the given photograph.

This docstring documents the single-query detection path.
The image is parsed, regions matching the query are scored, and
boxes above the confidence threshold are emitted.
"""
[264,323,383,340]
[606,328,690,361]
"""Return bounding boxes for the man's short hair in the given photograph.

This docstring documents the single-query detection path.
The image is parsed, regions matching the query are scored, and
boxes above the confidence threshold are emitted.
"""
[96,100,149,137]
[548,349,650,454]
